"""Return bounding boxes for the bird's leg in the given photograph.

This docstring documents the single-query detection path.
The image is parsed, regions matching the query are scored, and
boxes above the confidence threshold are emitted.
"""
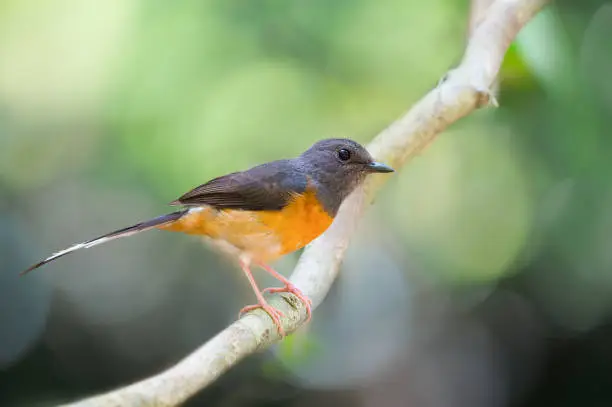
[259,263,312,323]
[238,260,286,337]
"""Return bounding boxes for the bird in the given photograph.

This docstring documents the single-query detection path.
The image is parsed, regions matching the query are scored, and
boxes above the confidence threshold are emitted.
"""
[21,138,394,336]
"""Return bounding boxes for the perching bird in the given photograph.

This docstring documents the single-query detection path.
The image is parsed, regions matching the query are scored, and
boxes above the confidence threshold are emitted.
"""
[21,138,394,336]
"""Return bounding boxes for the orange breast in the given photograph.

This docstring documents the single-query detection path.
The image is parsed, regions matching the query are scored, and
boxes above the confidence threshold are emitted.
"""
[159,189,334,262]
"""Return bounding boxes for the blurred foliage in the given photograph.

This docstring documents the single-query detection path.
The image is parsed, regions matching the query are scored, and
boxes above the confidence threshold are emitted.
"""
[2,0,612,406]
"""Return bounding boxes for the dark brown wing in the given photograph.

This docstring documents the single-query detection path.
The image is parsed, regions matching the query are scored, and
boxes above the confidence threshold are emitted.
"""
[169,160,307,211]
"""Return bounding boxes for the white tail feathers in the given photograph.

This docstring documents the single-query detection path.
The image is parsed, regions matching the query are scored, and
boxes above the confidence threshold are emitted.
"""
[20,210,186,275]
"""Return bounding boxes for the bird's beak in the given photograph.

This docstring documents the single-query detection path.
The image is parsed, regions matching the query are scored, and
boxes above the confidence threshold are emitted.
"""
[367,161,395,173]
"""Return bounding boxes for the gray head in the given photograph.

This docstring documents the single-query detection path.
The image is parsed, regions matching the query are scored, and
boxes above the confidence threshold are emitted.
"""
[297,138,394,215]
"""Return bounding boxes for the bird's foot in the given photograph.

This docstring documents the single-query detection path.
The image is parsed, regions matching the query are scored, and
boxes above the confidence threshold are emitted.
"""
[263,283,312,323]
[240,301,286,337]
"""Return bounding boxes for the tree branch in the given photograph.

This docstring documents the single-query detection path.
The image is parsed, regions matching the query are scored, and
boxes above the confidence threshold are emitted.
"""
[468,0,500,98]
[60,0,549,405]
[469,0,495,36]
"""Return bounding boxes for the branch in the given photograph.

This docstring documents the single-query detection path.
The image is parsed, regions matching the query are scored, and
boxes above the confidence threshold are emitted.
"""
[469,0,495,36]
[60,0,548,405]
[468,0,500,98]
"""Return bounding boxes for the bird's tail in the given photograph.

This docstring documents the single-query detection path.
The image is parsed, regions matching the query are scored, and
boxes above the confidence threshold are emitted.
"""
[20,210,188,276]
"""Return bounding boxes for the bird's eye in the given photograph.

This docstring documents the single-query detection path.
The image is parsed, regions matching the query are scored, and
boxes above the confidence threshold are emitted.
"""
[338,148,351,161]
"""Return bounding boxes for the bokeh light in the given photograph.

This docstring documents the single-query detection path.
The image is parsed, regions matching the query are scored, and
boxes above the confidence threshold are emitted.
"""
[2,1,612,406]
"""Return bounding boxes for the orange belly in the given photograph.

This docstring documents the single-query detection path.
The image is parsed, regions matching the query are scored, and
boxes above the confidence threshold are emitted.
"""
[159,190,334,263]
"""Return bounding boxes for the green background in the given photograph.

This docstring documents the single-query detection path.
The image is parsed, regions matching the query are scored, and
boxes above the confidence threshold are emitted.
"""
[2,0,612,406]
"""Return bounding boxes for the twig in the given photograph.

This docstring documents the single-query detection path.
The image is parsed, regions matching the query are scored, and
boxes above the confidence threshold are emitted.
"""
[60,0,549,405]
[469,0,496,36]
[468,0,500,99]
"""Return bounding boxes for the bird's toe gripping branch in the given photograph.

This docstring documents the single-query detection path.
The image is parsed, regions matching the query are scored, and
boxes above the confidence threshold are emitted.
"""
[239,302,286,337]
[259,263,312,323]
[238,260,313,337]
[262,284,312,324]
[238,261,289,337]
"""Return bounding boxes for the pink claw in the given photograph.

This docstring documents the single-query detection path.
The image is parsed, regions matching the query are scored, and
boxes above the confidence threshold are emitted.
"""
[238,260,287,337]
[239,301,286,337]
[263,283,313,323]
